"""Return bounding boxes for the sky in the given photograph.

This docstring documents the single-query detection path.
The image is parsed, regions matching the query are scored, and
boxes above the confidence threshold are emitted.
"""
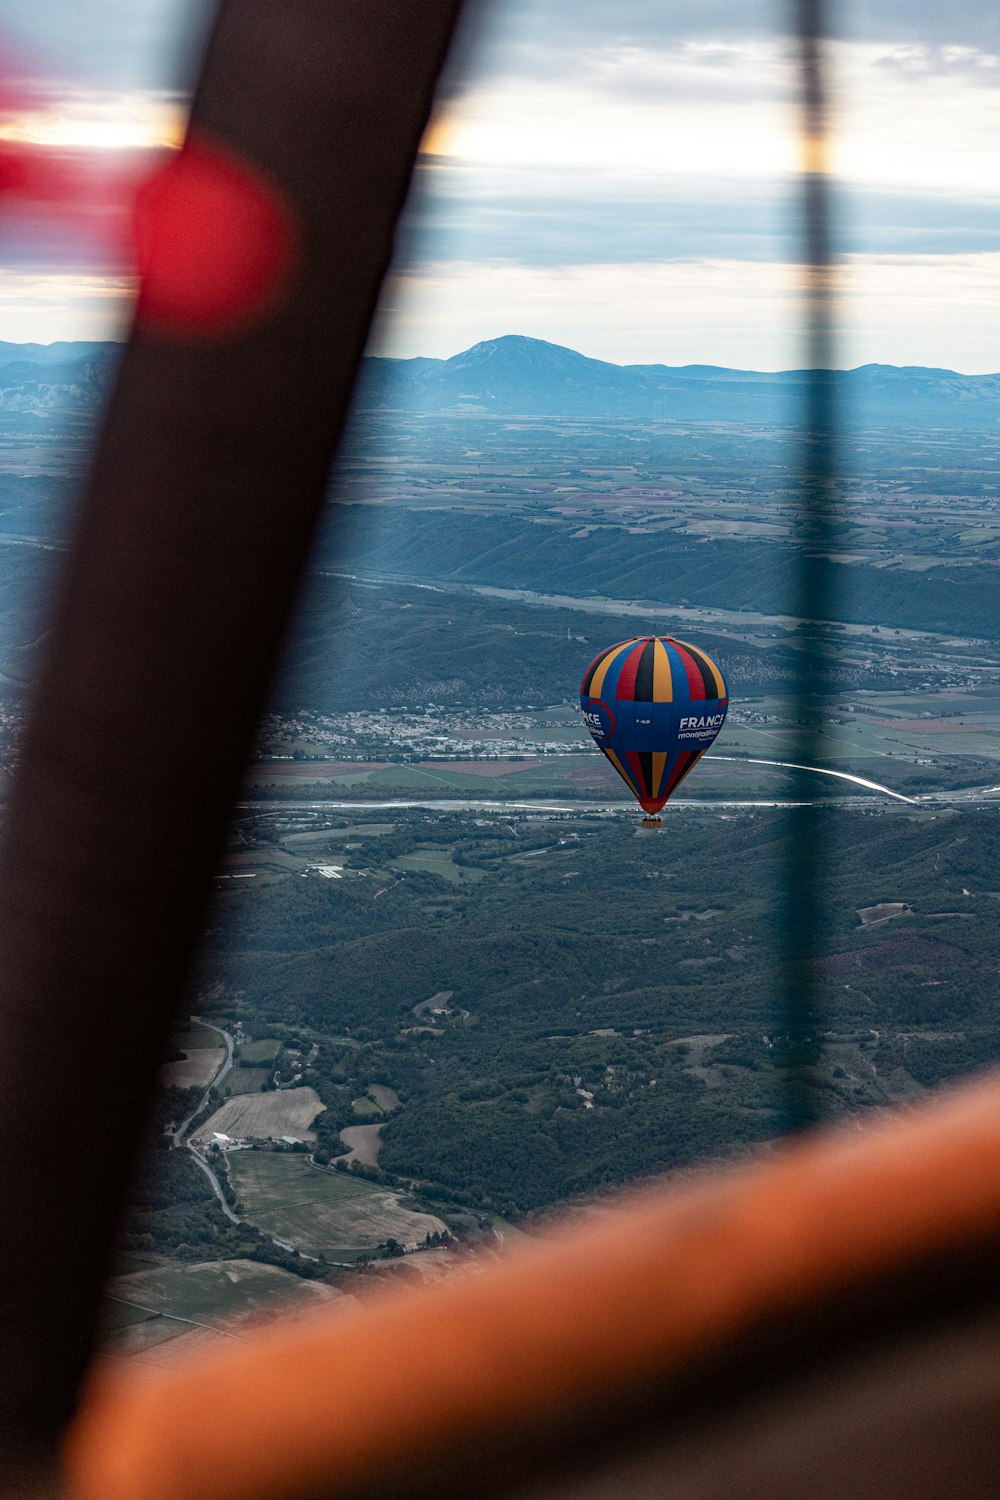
[4,0,1000,369]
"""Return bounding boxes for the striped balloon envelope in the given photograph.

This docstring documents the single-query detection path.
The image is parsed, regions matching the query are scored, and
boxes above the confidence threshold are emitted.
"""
[580,636,728,821]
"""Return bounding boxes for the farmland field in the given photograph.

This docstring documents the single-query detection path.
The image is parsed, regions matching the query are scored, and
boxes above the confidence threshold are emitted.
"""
[351,1095,382,1118]
[389,846,485,883]
[101,1314,208,1361]
[161,1046,224,1090]
[219,1066,271,1097]
[199,1086,325,1142]
[228,1153,446,1257]
[162,1027,225,1089]
[369,1084,401,1110]
[105,1258,348,1335]
[238,1039,282,1065]
[338,1123,384,1166]
[281,823,396,844]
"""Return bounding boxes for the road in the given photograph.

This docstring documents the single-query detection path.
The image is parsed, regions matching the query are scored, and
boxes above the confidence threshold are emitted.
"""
[238,789,901,818]
[169,1017,241,1222]
[0,530,68,555]
[242,796,825,817]
[706,755,919,804]
[186,1143,241,1225]
[170,1021,326,1258]
[171,1017,234,1146]
[241,762,1000,816]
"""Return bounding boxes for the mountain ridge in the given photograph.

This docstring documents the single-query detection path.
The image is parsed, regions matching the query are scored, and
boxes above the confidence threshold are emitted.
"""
[361,336,1000,428]
[3,334,1000,427]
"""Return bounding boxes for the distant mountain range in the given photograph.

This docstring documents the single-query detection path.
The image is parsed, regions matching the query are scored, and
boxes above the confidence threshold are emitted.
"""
[358,336,1000,430]
[4,334,1000,429]
[0,342,115,412]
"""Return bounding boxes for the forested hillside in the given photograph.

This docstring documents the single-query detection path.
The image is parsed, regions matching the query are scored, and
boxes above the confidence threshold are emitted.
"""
[197,805,1000,1214]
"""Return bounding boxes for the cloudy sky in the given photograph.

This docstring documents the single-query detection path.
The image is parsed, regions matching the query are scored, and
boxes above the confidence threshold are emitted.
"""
[4,0,1000,369]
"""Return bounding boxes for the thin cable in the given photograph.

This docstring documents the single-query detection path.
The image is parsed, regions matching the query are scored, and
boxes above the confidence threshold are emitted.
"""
[780,0,839,1130]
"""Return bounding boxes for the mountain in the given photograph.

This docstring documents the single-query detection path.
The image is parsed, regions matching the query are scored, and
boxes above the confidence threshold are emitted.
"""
[4,335,1000,429]
[357,335,1000,430]
[0,342,113,371]
[0,343,118,412]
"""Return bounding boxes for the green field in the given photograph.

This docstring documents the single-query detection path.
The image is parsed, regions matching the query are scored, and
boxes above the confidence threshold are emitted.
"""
[369,765,507,793]
[106,1257,343,1327]
[351,1095,383,1118]
[101,1298,158,1331]
[101,1315,195,1358]
[219,1066,270,1097]
[228,1153,445,1258]
[238,1039,282,1065]
[389,847,485,883]
[284,824,395,844]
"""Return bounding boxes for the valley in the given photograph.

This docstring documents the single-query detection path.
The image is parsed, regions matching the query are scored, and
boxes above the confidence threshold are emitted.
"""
[1,339,998,1348]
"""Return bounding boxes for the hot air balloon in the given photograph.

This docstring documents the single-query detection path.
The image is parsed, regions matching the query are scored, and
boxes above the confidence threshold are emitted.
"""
[580,635,728,826]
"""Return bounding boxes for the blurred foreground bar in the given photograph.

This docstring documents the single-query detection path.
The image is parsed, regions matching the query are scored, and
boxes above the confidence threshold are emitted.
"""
[0,0,464,1462]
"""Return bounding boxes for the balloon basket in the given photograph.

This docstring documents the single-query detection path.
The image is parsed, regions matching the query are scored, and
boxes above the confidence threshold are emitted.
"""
[640,815,662,830]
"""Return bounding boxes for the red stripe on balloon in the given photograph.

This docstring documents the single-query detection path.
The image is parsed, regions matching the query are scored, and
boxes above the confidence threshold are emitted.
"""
[672,645,706,701]
[664,750,695,796]
[615,639,649,701]
[625,750,649,797]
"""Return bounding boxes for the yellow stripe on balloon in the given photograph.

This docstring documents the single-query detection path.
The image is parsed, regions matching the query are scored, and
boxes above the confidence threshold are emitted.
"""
[589,639,640,699]
[652,637,672,702]
[651,750,667,796]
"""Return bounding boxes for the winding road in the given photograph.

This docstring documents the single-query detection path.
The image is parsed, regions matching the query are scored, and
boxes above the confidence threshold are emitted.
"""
[171,1018,239,1223]
[171,1021,323,1256]
[171,1018,234,1146]
[186,1141,241,1226]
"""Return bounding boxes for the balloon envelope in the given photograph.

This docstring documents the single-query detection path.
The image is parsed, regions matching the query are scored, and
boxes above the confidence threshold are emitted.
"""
[580,636,728,814]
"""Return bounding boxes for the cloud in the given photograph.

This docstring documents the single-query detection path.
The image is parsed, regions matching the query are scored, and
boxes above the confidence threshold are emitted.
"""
[456,0,1000,88]
[871,43,1000,85]
[372,250,1000,373]
[371,255,804,368]
[431,37,1000,191]
[0,268,132,341]
[399,165,790,268]
[402,22,1000,278]
[9,0,1000,370]
[2,0,211,92]
[398,161,1000,270]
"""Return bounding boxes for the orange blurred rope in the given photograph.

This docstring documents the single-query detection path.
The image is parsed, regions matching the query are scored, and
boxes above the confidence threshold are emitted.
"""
[66,1071,1000,1500]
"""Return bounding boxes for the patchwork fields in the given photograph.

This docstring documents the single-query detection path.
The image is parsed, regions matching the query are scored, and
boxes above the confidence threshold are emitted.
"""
[228,1153,446,1258]
[102,1258,349,1363]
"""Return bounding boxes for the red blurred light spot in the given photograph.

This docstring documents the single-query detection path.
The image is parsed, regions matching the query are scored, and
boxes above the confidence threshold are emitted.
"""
[0,141,33,197]
[0,140,77,204]
[133,134,298,337]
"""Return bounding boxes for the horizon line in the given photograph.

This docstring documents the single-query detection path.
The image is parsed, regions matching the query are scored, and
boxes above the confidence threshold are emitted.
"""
[3,334,997,380]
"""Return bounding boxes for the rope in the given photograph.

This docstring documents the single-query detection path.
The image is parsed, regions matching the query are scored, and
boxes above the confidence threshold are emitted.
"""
[780,0,840,1129]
